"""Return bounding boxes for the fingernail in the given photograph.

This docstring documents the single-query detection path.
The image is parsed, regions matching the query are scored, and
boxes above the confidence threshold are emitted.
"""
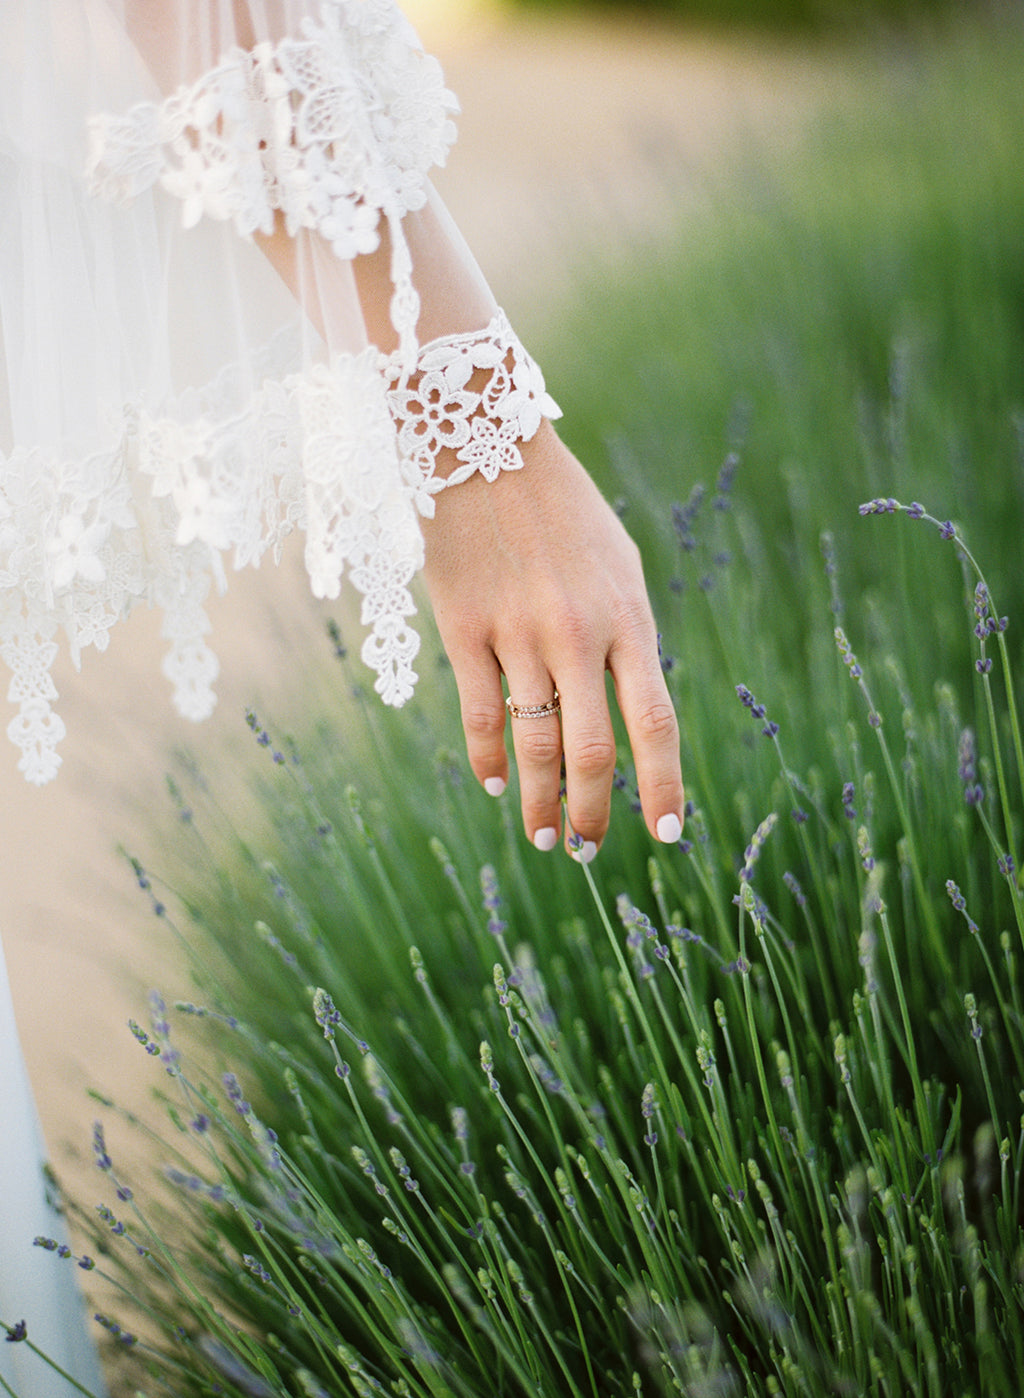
[656,812,683,844]
[570,839,598,865]
[484,776,506,797]
[533,826,558,852]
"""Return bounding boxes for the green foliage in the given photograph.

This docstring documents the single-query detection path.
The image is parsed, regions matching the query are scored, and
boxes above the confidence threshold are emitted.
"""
[509,0,993,36]
[540,20,1024,675]
[61,478,1024,1397]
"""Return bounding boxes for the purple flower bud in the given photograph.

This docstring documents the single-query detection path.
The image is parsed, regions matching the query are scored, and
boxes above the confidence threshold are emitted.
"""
[957,729,984,806]
[736,685,777,737]
[857,827,875,873]
[715,453,739,504]
[783,871,807,908]
[92,1122,112,1172]
[945,880,979,933]
[313,988,341,1041]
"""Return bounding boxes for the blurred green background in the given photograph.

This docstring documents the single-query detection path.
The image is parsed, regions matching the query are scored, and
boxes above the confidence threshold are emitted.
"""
[528,12,1024,716]
[513,0,1009,32]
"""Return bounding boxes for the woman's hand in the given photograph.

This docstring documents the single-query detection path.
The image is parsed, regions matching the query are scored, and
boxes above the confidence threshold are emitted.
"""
[421,421,685,858]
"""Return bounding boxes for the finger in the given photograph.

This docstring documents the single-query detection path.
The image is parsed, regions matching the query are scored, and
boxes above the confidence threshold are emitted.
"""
[451,647,510,798]
[610,633,685,844]
[558,666,617,862]
[502,665,564,852]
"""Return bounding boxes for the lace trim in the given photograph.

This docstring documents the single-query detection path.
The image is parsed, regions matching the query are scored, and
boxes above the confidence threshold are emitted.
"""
[383,311,563,518]
[0,311,561,782]
[85,0,458,360]
[0,342,422,784]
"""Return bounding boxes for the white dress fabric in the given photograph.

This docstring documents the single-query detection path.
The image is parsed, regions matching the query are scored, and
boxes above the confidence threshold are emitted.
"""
[0,0,557,786]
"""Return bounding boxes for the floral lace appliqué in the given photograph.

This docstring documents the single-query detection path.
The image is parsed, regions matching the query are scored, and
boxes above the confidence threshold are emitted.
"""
[384,311,562,518]
[0,342,422,784]
[86,0,458,358]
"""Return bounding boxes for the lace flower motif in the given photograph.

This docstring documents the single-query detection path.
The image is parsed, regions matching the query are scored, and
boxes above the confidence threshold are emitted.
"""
[384,311,562,517]
[86,0,459,255]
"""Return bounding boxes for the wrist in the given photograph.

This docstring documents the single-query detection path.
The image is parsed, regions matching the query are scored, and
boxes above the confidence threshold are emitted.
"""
[383,310,561,519]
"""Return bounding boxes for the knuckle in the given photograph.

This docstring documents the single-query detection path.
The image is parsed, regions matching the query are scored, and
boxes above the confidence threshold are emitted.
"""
[550,604,598,659]
[611,586,651,629]
[608,594,658,656]
[571,734,617,776]
[568,806,609,841]
[461,700,506,741]
[517,726,564,766]
[633,699,679,745]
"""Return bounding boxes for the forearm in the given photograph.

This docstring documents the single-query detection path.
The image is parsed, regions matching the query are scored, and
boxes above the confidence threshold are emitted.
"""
[253,188,497,354]
[351,190,497,349]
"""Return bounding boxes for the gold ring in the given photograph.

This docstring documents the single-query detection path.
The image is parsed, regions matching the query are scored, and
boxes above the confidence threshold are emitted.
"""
[505,691,561,720]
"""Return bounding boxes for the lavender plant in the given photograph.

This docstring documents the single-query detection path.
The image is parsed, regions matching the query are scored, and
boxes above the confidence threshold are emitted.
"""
[14,455,1022,1398]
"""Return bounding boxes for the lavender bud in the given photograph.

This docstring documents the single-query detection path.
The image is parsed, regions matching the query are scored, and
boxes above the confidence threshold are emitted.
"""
[313,988,341,1041]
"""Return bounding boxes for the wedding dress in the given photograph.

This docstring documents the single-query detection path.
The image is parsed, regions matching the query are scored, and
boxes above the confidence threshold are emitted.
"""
[0,2,560,1390]
[0,934,109,1397]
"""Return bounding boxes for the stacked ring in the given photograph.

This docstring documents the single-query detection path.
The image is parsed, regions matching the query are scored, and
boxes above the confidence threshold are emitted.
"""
[505,692,561,720]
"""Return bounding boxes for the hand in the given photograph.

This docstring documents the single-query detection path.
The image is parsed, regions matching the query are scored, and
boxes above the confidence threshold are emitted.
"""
[420,421,685,858]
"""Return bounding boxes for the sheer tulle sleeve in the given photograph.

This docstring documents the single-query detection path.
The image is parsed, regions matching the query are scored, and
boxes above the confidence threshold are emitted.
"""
[0,0,558,783]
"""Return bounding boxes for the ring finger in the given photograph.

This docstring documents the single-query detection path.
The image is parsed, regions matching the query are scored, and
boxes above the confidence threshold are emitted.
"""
[502,665,564,852]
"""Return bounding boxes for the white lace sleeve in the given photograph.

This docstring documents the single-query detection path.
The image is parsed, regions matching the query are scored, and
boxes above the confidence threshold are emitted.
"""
[0,0,557,783]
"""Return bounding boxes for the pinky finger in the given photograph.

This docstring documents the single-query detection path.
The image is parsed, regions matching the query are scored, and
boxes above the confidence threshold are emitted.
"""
[612,657,685,843]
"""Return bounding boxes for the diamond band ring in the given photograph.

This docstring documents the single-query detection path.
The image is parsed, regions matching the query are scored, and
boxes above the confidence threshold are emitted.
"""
[505,692,561,720]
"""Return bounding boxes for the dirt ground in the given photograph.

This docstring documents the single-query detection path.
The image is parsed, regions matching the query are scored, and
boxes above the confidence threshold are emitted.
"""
[0,2,846,1241]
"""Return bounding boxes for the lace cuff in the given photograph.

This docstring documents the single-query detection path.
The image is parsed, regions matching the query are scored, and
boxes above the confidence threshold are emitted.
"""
[383,311,562,518]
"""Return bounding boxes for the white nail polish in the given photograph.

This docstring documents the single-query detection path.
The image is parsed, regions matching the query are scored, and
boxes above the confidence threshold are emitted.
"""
[656,813,683,844]
[484,776,506,797]
[533,826,558,852]
[571,839,598,865]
